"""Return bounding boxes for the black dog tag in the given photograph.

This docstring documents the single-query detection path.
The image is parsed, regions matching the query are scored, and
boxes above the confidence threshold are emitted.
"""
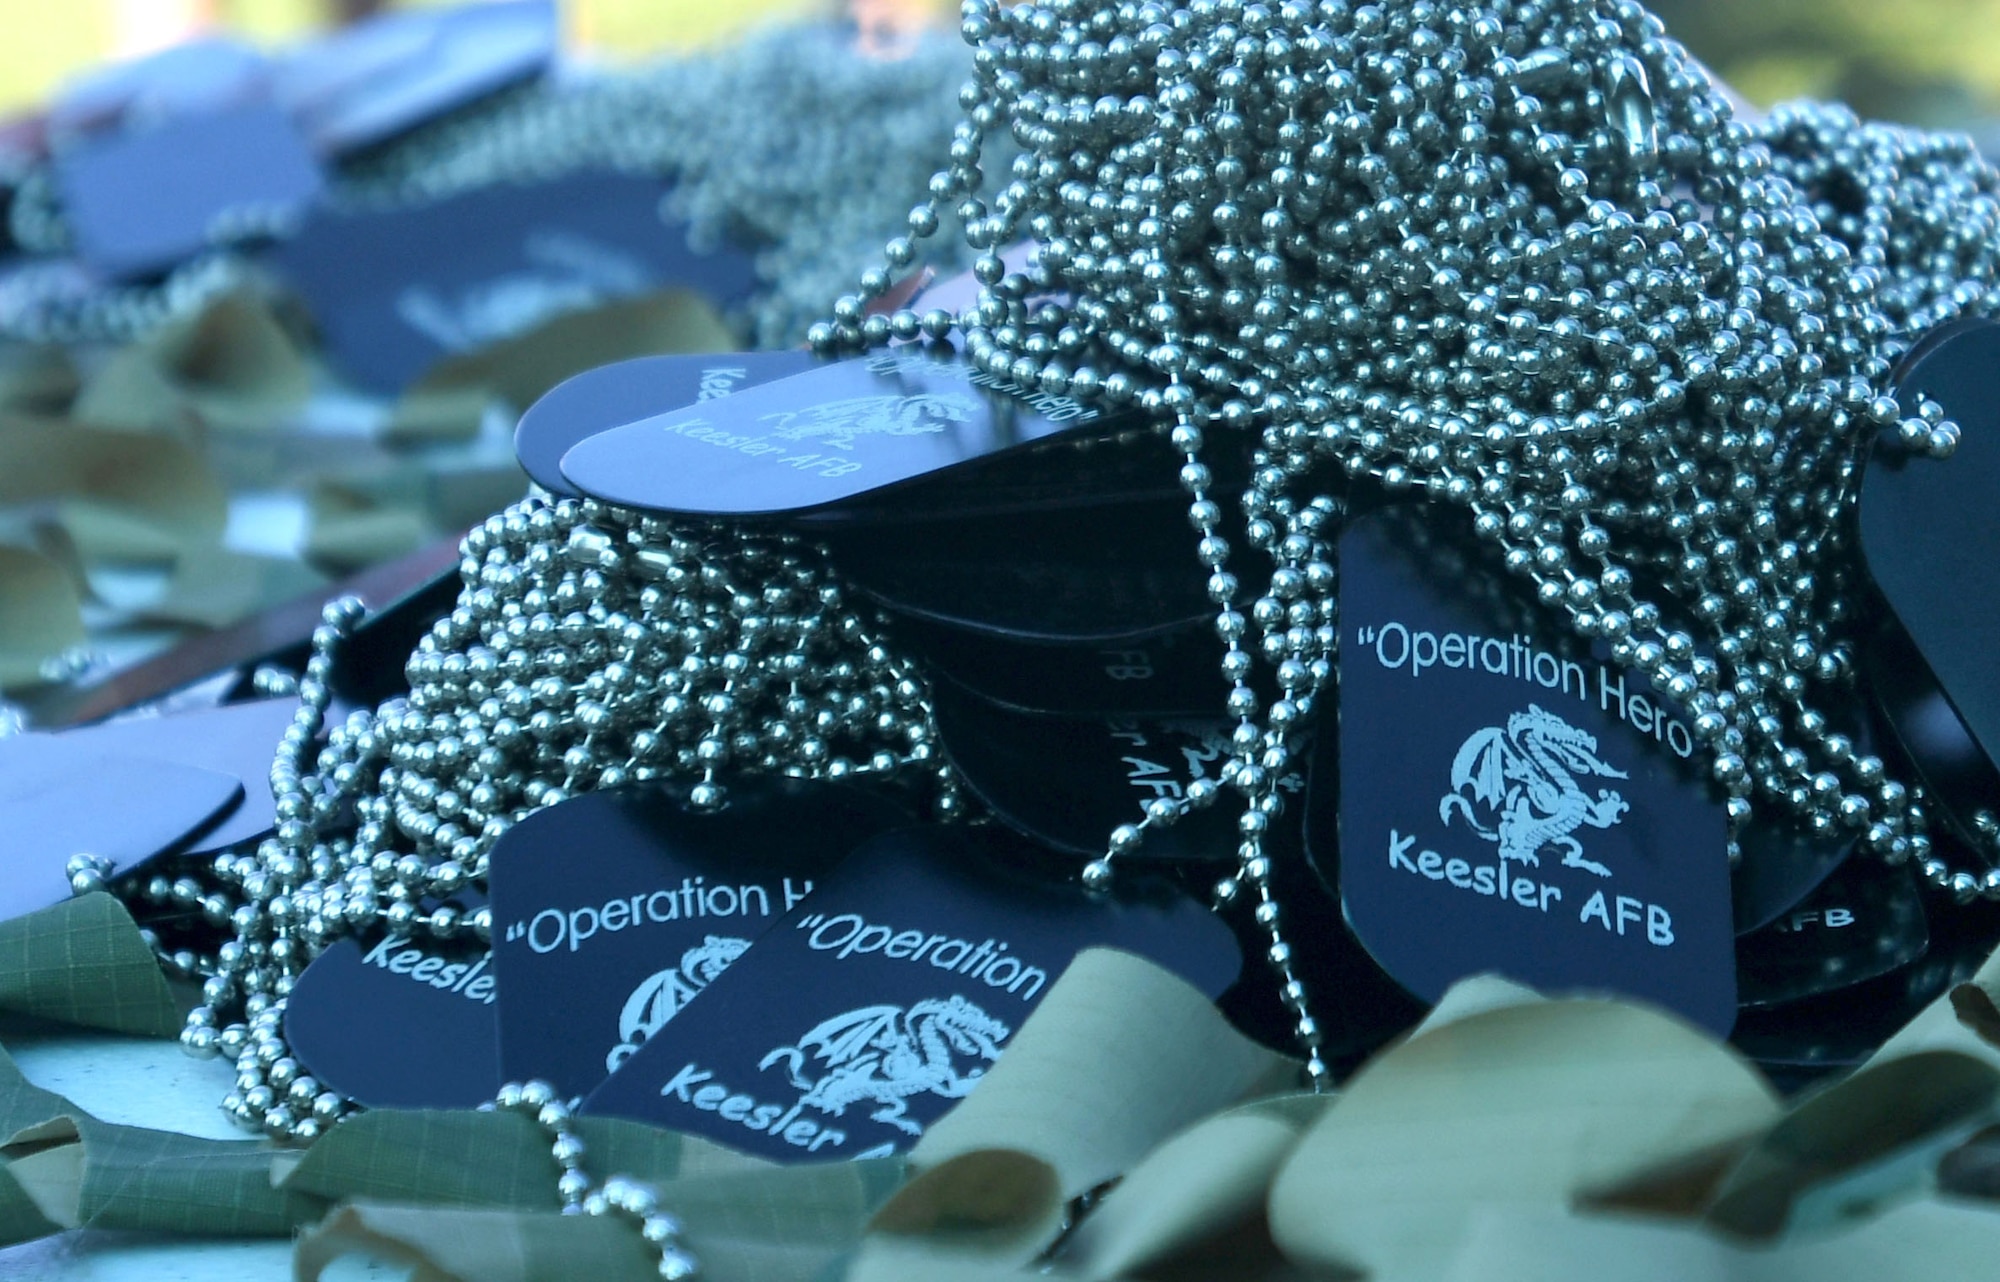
[795,423,1211,529]
[284,906,499,1110]
[1732,815,1859,937]
[1336,506,1736,1034]
[488,778,909,1101]
[580,826,1238,1160]
[1862,319,2000,855]
[932,679,1296,861]
[0,751,240,923]
[515,351,817,497]
[822,496,1209,642]
[894,618,1222,719]
[558,346,1117,518]
[1736,858,1927,1009]
[284,0,557,155]
[270,170,754,393]
[0,698,298,855]
[57,103,325,279]
[1735,868,2000,1082]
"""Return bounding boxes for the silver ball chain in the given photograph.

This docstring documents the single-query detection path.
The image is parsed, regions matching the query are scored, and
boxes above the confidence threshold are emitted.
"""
[173,496,956,1141]
[812,0,2000,1083]
[489,1079,701,1280]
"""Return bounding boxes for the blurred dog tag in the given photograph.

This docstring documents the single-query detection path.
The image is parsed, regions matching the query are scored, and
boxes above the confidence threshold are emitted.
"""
[271,171,753,393]
[57,102,323,279]
[0,698,298,854]
[283,0,556,154]
[0,752,239,922]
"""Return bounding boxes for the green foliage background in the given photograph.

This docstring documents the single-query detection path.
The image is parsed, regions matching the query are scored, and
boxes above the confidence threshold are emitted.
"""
[1656,0,2000,134]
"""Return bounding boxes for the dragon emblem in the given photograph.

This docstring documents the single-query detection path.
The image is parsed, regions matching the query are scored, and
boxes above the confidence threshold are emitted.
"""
[605,935,749,1073]
[759,393,977,452]
[756,996,1010,1137]
[1438,705,1630,877]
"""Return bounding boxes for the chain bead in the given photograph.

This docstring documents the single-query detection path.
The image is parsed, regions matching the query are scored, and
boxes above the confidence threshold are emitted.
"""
[176,501,951,1140]
[492,1080,701,1279]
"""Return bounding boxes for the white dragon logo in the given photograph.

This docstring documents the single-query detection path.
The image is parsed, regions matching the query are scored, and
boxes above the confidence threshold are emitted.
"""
[1439,705,1630,877]
[605,935,749,1073]
[756,996,1009,1137]
[759,393,978,452]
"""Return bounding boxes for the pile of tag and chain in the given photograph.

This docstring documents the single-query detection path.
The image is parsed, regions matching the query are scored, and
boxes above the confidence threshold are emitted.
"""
[2,4,2000,1281]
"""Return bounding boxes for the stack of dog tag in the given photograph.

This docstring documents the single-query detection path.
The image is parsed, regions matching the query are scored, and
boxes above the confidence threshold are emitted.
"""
[283,778,1241,1154]
[228,324,2000,1140]
[276,347,1249,1149]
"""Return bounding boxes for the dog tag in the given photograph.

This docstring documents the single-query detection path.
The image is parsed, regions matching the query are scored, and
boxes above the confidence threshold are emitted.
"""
[52,37,271,136]
[1230,774,1428,1067]
[1862,319,2000,853]
[1732,815,1859,937]
[56,103,324,280]
[270,171,755,393]
[515,351,817,497]
[284,896,498,1110]
[489,777,909,1101]
[823,497,1209,642]
[0,751,240,923]
[932,680,1293,861]
[0,698,298,854]
[282,0,556,155]
[895,618,1222,719]
[580,825,1239,1160]
[798,424,1219,529]
[1731,947,1955,1084]
[1736,858,1927,1009]
[1337,505,1736,1034]
[558,345,1118,518]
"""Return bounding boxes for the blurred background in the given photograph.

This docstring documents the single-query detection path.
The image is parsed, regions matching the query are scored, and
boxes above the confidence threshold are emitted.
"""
[3,0,1999,134]
[0,0,951,113]
[0,0,1995,726]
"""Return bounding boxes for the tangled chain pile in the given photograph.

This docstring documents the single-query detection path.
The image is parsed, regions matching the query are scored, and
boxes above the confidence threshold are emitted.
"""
[813,0,2000,1080]
[133,0,2000,1143]
[176,500,952,1140]
[87,6,2000,1275]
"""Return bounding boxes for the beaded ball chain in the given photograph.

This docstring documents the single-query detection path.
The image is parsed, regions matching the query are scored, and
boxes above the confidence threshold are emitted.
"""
[126,0,2000,1205]
[172,502,957,1143]
[71,4,2000,1274]
[812,0,2000,1084]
